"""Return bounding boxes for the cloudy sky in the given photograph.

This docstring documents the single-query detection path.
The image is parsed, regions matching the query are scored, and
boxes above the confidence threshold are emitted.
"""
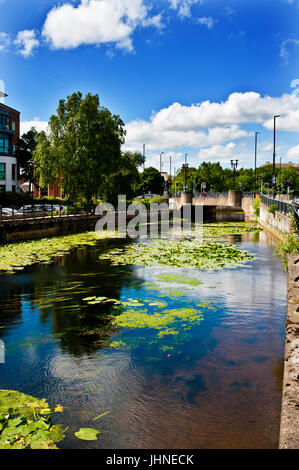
[0,0,299,172]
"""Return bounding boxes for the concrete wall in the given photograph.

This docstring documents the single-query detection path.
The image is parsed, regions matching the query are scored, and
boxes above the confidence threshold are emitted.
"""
[242,196,255,220]
[0,215,101,243]
[259,202,291,239]
[192,195,229,206]
[279,253,299,449]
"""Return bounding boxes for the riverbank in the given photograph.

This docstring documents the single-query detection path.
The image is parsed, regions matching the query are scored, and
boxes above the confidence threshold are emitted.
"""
[279,253,299,448]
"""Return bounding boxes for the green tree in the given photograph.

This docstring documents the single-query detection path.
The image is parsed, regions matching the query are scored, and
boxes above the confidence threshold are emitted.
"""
[195,162,226,192]
[171,167,197,193]
[16,127,40,191]
[139,167,164,195]
[103,151,144,205]
[34,92,126,203]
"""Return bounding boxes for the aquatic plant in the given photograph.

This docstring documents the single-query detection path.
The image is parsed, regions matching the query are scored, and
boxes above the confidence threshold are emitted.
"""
[156,273,203,285]
[110,307,204,336]
[0,231,116,274]
[99,239,254,271]
[0,390,65,449]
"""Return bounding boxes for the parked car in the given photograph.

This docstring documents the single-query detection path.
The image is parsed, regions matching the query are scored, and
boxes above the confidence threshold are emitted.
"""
[293,199,299,207]
[143,193,158,199]
[1,207,24,217]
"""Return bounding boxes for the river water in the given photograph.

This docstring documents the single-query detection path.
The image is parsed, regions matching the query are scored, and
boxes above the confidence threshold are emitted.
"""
[0,231,287,449]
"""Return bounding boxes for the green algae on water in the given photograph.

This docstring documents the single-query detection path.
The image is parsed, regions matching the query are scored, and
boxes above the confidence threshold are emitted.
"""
[0,231,116,274]
[99,239,254,271]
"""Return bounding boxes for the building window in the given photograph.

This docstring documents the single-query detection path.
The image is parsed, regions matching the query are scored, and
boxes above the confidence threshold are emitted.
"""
[11,121,16,132]
[0,134,11,154]
[0,163,5,180]
[0,185,5,193]
[11,185,16,192]
[0,114,9,131]
[12,164,16,180]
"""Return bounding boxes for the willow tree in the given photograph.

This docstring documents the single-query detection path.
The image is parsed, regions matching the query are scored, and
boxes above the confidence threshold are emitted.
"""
[34,92,126,202]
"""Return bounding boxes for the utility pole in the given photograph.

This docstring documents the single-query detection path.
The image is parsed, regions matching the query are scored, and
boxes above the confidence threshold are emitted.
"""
[254,132,259,195]
[231,159,239,190]
[160,152,164,174]
[143,144,146,172]
[182,154,188,191]
[273,115,280,199]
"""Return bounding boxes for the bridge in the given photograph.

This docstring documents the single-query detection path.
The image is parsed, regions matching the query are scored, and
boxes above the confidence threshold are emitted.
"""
[169,190,254,222]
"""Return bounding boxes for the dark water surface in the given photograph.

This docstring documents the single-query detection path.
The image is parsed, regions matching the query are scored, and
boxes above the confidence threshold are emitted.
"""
[0,231,287,449]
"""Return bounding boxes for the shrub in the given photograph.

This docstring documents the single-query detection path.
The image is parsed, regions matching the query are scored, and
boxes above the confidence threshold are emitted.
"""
[268,204,278,215]
[275,215,299,270]
[252,196,261,218]
[0,191,33,208]
[132,196,164,210]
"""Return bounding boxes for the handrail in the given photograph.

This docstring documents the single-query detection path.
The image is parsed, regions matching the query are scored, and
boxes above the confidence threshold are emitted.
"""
[260,194,299,230]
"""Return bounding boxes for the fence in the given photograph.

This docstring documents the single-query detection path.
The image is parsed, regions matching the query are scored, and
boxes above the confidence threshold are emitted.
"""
[261,194,299,230]
[0,204,95,224]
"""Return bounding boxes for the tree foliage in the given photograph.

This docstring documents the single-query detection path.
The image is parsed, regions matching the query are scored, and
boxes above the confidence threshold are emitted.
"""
[138,167,164,195]
[16,127,39,187]
[34,92,126,202]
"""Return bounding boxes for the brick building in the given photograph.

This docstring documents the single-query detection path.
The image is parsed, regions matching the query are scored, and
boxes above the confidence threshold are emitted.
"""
[0,101,20,192]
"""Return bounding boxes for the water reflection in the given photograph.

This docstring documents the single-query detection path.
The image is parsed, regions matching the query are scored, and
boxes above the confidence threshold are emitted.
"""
[0,231,287,449]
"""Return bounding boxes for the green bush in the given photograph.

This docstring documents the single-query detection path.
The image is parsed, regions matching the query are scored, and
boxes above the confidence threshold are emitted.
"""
[132,196,165,210]
[275,216,299,270]
[268,204,278,215]
[0,191,33,208]
[252,196,261,218]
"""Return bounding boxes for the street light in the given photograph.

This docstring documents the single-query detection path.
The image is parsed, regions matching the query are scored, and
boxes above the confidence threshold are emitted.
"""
[231,159,239,189]
[273,115,280,199]
[182,153,189,191]
[160,152,164,174]
[254,132,259,194]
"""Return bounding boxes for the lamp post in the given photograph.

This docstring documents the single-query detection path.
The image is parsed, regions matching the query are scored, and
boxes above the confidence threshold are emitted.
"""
[182,153,189,191]
[160,152,164,174]
[254,132,259,194]
[231,159,239,189]
[169,155,172,196]
[273,115,280,199]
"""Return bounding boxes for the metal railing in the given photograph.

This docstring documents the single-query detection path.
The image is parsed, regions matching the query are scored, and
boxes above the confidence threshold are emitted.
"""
[0,204,95,224]
[261,194,299,230]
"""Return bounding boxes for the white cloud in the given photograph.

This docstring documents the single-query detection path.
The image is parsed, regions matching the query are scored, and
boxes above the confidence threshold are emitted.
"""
[125,119,248,152]
[124,91,299,153]
[0,32,11,52]
[14,30,39,57]
[280,38,299,65]
[286,144,299,160]
[169,0,204,18]
[20,120,48,135]
[195,17,215,29]
[42,0,162,52]
[196,142,237,161]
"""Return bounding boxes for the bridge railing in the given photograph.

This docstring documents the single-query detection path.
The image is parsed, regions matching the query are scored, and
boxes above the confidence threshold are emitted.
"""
[261,194,299,230]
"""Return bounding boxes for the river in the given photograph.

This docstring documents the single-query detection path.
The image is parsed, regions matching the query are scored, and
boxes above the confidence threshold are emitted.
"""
[0,229,287,449]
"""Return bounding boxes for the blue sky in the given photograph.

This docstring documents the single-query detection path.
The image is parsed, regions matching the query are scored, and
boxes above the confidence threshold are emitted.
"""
[0,0,299,172]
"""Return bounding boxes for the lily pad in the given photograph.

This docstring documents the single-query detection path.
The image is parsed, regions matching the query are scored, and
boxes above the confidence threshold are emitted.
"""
[74,428,100,441]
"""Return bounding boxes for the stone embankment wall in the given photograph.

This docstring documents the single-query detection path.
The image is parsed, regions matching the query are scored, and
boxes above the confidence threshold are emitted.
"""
[279,253,299,449]
[0,215,101,243]
[259,202,291,239]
